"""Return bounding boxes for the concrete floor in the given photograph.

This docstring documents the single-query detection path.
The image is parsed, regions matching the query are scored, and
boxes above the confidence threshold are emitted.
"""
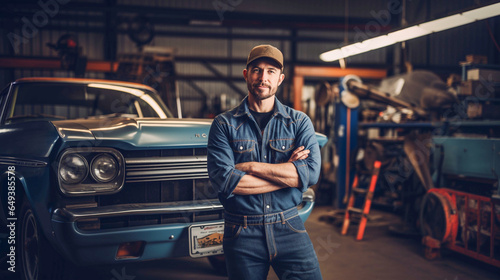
[2,205,499,279]
[292,206,499,280]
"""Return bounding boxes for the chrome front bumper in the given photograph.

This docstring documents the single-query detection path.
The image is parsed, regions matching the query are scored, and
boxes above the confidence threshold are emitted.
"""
[53,199,223,223]
[49,189,316,265]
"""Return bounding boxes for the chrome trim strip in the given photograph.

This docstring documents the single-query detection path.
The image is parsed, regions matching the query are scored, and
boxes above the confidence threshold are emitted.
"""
[0,156,47,167]
[127,162,206,168]
[53,199,223,222]
[126,155,207,165]
[126,175,209,183]
[127,168,207,176]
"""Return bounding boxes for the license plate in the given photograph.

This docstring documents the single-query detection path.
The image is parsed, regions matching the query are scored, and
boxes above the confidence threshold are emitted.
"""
[188,222,224,258]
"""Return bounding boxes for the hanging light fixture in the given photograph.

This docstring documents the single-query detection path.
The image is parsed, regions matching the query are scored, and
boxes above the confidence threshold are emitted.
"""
[320,2,500,62]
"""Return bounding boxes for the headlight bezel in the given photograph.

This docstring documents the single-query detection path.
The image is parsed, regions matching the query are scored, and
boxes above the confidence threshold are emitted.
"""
[58,148,125,196]
[58,153,89,185]
[90,154,119,183]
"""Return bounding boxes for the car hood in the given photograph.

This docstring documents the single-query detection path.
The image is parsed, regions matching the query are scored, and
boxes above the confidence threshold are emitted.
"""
[51,118,213,148]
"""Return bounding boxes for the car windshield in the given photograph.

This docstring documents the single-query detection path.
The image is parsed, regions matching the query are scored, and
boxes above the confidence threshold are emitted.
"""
[5,82,173,124]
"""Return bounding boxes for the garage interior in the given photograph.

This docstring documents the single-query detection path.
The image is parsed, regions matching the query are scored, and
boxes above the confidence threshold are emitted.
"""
[1,0,500,279]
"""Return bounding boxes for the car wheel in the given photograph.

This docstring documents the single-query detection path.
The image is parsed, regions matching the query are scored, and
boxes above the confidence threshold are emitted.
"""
[208,255,227,275]
[19,203,39,280]
[18,199,75,280]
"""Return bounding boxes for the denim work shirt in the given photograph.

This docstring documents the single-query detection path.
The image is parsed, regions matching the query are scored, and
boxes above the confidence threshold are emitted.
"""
[207,96,321,215]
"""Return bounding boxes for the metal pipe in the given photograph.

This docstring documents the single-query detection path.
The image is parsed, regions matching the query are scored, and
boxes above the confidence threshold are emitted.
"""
[346,79,428,118]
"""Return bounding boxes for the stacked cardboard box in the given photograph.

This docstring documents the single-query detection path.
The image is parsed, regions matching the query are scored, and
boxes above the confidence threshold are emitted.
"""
[456,55,500,119]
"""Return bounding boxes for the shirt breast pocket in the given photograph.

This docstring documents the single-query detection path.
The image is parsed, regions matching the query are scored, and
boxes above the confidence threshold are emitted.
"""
[269,138,295,163]
[231,140,257,163]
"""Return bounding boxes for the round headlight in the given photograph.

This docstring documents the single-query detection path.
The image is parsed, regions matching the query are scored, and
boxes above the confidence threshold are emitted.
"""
[59,154,88,184]
[91,154,118,182]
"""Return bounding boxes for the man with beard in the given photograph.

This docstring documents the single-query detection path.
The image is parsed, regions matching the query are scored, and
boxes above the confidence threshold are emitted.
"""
[207,45,322,279]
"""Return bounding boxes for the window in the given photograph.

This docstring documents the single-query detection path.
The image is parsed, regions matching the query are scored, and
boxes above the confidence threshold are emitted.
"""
[5,82,172,124]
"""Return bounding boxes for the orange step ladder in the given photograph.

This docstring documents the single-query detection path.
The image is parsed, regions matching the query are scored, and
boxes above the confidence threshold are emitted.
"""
[341,160,381,240]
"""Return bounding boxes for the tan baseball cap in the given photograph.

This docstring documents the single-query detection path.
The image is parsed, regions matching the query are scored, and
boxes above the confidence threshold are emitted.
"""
[246,44,284,69]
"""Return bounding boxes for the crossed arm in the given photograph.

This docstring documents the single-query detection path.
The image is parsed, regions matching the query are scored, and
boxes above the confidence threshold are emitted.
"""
[232,146,310,195]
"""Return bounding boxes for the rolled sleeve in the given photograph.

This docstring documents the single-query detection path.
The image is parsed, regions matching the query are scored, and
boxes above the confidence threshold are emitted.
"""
[224,169,245,199]
[207,116,244,199]
[293,115,321,193]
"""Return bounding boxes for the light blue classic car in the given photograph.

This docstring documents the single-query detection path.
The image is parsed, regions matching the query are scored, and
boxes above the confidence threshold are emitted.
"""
[0,78,326,279]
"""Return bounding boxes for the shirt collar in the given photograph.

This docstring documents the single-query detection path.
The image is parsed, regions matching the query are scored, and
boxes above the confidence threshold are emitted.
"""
[233,95,290,119]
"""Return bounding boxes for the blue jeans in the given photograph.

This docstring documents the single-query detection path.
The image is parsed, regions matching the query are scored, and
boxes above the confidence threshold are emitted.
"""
[223,207,323,280]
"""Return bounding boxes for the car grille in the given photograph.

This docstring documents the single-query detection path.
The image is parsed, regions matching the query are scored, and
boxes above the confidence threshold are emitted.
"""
[76,148,223,231]
[125,156,208,183]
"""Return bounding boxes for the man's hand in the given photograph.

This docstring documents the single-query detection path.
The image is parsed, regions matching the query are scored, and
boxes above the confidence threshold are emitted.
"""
[233,146,310,193]
[235,146,309,173]
[288,146,310,162]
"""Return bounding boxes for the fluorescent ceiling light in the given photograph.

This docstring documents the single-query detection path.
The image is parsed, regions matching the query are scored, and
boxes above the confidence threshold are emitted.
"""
[361,35,395,51]
[319,35,396,61]
[340,43,366,57]
[320,2,500,62]
[388,26,430,42]
[320,49,344,62]
[462,3,500,20]
[419,14,474,32]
